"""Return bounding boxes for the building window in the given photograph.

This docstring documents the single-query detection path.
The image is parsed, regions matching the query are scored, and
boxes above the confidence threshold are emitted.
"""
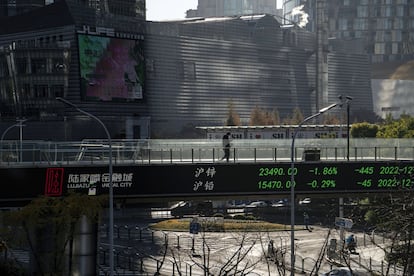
[402,41,414,54]
[409,6,414,16]
[31,58,47,74]
[392,43,400,54]
[376,31,385,42]
[354,19,368,30]
[396,6,405,16]
[51,85,64,98]
[383,6,392,17]
[34,85,48,98]
[338,18,348,30]
[377,19,392,30]
[22,83,32,99]
[375,43,385,54]
[357,6,368,17]
[16,58,27,74]
[177,61,196,80]
[0,60,7,78]
[391,30,402,42]
[393,18,403,30]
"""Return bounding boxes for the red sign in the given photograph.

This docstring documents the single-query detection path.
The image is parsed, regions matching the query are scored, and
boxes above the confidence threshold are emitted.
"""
[45,168,64,196]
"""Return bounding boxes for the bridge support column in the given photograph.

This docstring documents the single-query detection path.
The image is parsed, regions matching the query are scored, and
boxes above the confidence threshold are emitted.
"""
[70,215,98,276]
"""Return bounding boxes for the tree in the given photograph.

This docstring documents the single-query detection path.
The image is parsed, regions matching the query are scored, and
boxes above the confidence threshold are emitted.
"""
[249,107,280,126]
[283,107,304,125]
[270,109,281,125]
[322,114,340,125]
[351,122,378,138]
[363,193,414,275]
[377,115,414,138]
[2,193,104,275]
[226,101,241,126]
[249,106,267,125]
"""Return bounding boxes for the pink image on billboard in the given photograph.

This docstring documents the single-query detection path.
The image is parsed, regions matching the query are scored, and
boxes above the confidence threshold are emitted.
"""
[78,34,145,101]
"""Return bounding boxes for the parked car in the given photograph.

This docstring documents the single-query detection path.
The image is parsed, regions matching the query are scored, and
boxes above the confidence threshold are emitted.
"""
[299,197,311,205]
[244,201,268,212]
[170,201,214,218]
[245,201,267,208]
[271,199,289,208]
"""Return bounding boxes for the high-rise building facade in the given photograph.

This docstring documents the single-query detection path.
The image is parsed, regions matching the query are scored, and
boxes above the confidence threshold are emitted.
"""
[0,0,372,139]
[0,0,46,17]
[283,0,414,119]
[186,0,281,18]
[0,0,145,19]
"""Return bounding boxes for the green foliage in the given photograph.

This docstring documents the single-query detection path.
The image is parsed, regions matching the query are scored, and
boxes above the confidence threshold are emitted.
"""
[8,193,104,229]
[377,115,414,138]
[2,193,104,275]
[225,101,241,126]
[232,214,254,220]
[151,218,287,232]
[351,122,378,138]
[363,209,377,225]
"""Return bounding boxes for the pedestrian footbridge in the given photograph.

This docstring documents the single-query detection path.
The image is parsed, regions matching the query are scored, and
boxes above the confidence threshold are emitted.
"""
[0,139,413,203]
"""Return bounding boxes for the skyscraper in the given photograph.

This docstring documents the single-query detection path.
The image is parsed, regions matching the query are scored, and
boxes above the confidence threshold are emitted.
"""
[187,0,280,18]
[283,0,414,119]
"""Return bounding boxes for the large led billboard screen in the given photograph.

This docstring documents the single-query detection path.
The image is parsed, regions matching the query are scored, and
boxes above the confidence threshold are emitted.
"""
[78,34,145,101]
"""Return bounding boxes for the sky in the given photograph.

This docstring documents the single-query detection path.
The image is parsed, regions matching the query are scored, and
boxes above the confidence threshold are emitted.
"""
[146,0,282,21]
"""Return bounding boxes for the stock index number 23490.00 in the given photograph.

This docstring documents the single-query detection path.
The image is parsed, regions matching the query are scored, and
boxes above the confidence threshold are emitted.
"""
[255,163,414,193]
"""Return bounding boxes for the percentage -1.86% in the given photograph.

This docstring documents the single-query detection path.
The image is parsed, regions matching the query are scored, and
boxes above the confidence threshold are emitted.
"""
[308,166,338,175]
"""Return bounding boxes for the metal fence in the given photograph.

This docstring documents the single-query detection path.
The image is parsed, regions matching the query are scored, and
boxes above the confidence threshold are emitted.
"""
[0,138,413,166]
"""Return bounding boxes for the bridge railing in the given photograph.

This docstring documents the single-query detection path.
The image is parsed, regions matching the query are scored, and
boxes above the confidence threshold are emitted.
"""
[0,139,413,166]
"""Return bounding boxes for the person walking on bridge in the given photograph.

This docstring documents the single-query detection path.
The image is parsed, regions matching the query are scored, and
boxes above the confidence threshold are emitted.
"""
[221,132,231,162]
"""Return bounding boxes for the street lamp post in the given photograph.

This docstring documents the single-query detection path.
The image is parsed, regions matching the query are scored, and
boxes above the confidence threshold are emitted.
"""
[339,95,353,160]
[0,118,27,162]
[338,95,353,256]
[290,103,338,275]
[56,97,114,276]
[346,97,352,160]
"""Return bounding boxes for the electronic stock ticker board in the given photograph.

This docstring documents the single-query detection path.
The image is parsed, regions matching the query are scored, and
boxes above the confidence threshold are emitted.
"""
[1,160,414,202]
